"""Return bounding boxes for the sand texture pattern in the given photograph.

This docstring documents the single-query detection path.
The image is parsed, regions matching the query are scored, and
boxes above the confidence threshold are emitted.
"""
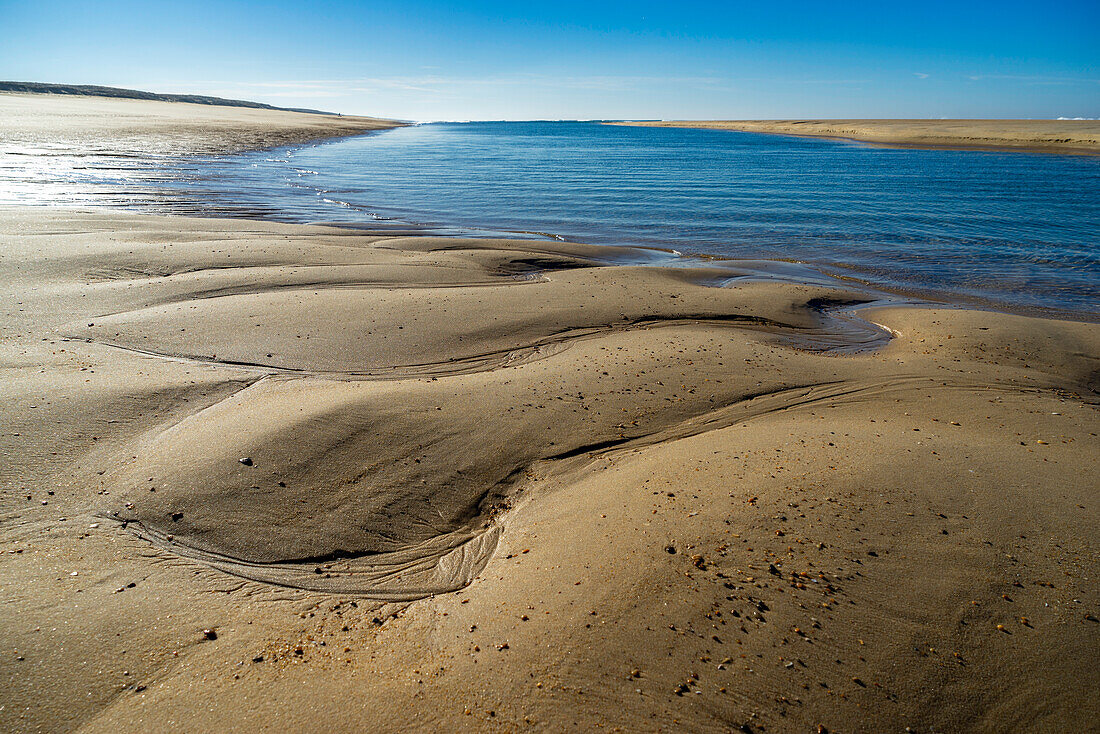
[1,207,1098,733]
[614,119,1100,154]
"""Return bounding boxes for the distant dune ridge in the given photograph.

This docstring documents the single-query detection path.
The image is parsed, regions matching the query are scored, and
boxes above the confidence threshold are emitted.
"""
[0,80,334,114]
[0,83,406,155]
[1,92,1098,733]
[614,118,1100,154]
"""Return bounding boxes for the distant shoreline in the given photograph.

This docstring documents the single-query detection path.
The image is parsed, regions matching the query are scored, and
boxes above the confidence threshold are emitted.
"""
[0,80,342,116]
[611,119,1100,155]
[0,90,407,155]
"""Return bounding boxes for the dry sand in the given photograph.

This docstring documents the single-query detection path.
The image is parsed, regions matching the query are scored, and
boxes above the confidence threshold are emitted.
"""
[613,119,1100,155]
[0,92,404,155]
[1,97,1098,733]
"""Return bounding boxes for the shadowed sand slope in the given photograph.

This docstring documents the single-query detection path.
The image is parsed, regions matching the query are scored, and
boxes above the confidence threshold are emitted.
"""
[1,208,1097,733]
[613,119,1100,154]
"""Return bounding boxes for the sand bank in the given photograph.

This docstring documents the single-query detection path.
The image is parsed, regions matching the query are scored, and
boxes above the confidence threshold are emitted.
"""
[1,206,1097,733]
[0,92,405,155]
[613,119,1100,155]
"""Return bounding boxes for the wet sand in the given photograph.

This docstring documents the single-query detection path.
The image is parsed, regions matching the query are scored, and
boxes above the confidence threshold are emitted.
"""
[1,99,1098,732]
[613,119,1100,155]
[3,207,1098,733]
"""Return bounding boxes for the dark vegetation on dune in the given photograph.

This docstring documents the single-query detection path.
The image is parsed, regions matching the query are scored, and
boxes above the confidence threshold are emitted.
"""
[0,81,334,115]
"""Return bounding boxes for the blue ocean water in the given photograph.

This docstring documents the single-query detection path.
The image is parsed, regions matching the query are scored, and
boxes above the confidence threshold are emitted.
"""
[3,121,1098,318]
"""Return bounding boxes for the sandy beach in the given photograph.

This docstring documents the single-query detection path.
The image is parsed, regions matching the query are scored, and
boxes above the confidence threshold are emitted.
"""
[613,119,1100,155]
[2,97,1098,733]
[0,92,405,155]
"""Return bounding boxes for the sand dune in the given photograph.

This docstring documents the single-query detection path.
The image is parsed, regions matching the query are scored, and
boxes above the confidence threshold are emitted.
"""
[614,119,1100,154]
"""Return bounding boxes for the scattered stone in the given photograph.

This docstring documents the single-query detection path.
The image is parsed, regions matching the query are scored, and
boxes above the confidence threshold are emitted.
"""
[239,457,253,466]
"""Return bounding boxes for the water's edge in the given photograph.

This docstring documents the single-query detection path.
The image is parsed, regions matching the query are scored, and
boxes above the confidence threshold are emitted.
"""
[4,122,1097,322]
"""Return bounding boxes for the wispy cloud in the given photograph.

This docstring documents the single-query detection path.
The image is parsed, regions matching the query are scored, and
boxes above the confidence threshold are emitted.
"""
[913,72,929,79]
[715,76,872,86]
[224,78,449,94]
[967,74,1100,85]
[505,73,729,91]
[790,79,872,85]
[152,71,896,108]
[156,73,741,100]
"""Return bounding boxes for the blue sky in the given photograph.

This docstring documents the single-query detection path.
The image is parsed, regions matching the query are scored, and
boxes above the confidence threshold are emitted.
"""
[1,0,1097,120]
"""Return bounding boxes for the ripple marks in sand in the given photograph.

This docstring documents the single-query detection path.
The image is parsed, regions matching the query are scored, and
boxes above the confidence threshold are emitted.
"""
[68,307,893,381]
[120,521,501,600]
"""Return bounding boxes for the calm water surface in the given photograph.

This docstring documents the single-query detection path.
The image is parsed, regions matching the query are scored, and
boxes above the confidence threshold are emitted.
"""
[3,121,1098,317]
